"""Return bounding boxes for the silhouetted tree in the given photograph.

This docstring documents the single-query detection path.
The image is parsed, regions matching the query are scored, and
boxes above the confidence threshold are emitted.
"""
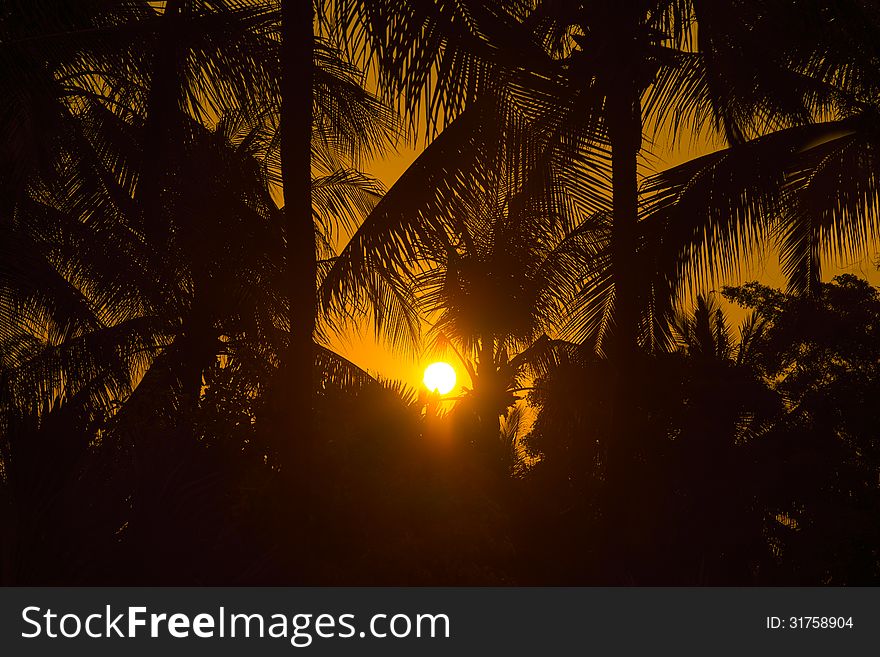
[279,0,317,468]
[2,0,880,588]
[0,17,404,580]
[724,275,880,583]
[415,166,601,467]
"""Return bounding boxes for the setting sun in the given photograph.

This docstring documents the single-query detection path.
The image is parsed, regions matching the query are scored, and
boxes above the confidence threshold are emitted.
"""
[423,361,457,395]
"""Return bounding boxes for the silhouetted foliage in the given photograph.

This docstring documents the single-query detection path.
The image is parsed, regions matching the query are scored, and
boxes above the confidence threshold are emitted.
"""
[515,279,880,584]
[2,1,880,586]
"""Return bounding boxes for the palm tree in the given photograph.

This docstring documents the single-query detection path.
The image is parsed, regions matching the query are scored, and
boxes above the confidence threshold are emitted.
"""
[0,0,285,420]
[280,0,317,455]
[331,2,875,443]
[640,100,880,304]
[0,0,416,578]
[0,0,410,450]
[415,170,603,443]
[0,89,406,579]
[326,1,852,340]
[317,2,880,581]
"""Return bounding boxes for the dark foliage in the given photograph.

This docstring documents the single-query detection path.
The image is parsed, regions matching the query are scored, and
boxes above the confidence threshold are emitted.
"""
[2,1,880,585]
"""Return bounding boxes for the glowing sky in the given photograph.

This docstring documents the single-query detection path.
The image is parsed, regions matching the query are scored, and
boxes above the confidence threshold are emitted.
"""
[330,120,880,394]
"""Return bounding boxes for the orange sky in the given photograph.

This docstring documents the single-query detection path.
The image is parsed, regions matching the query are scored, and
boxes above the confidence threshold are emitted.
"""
[328,141,445,395]
[330,122,880,394]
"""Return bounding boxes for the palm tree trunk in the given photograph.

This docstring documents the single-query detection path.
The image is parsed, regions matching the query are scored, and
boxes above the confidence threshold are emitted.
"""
[274,0,318,582]
[476,334,501,442]
[604,75,644,581]
[280,0,316,454]
[139,0,184,251]
[607,84,642,364]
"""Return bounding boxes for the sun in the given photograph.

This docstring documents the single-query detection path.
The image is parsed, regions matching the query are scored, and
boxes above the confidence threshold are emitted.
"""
[423,361,457,395]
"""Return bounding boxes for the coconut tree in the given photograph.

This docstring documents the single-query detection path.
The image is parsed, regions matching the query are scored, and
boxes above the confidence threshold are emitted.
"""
[323,1,856,341]
[0,0,412,448]
[328,0,877,468]
[411,157,606,454]
[0,0,414,576]
[0,90,407,579]
[639,100,880,310]
[321,1,880,583]
[279,0,316,450]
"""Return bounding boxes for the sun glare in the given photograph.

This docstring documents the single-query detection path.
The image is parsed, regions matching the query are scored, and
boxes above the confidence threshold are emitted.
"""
[423,361,457,395]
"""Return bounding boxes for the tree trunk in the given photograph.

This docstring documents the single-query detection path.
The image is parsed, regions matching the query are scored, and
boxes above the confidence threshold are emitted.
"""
[476,334,501,441]
[603,74,644,582]
[606,84,642,365]
[139,0,184,252]
[280,0,316,458]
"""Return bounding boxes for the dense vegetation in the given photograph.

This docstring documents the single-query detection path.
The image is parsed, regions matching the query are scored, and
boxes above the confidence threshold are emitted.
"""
[2,1,880,584]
